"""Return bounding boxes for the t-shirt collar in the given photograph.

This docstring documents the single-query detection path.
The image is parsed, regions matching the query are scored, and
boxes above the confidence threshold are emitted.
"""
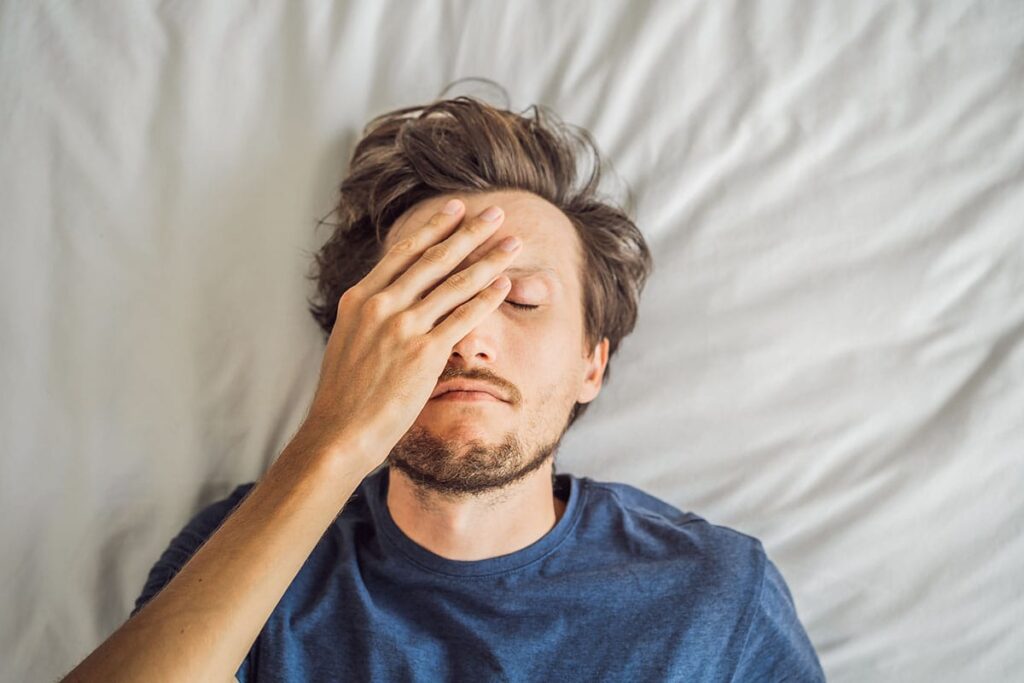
[363,465,581,577]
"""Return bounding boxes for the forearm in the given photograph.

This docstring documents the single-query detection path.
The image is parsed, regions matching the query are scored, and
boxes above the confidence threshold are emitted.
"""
[62,432,375,682]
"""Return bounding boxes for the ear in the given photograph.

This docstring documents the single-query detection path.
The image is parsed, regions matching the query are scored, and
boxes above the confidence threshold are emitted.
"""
[576,337,610,404]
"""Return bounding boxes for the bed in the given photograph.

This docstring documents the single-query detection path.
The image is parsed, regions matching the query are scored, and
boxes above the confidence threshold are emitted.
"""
[1,1,1021,680]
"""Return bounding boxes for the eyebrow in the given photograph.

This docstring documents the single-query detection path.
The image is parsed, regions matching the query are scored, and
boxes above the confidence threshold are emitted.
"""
[504,265,562,284]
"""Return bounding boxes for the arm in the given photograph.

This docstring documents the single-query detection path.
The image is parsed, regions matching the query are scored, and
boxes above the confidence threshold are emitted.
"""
[61,428,378,682]
[729,558,826,682]
[61,198,519,682]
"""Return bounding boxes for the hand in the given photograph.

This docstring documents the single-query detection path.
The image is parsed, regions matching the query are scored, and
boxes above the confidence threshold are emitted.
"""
[298,200,522,471]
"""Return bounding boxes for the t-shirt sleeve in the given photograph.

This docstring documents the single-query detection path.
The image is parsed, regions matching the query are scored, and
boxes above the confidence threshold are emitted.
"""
[129,483,257,681]
[729,557,826,682]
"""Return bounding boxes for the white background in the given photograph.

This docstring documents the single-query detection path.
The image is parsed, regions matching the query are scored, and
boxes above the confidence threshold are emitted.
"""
[1,1,1021,681]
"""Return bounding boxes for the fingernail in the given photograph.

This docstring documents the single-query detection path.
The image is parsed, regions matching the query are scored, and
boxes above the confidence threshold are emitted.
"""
[499,236,520,252]
[443,199,462,215]
[481,206,502,221]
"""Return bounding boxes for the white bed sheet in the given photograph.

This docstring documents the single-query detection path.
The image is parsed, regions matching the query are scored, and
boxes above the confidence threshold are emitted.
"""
[2,1,1022,680]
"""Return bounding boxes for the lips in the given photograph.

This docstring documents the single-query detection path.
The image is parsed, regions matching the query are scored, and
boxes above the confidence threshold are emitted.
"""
[431,391,502,402]
[430,381,506,401]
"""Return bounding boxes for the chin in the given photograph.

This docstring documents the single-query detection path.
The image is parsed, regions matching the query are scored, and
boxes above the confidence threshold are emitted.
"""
[425,414,503,438]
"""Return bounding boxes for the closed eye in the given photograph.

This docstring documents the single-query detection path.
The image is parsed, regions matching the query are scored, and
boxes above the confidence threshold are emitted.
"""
[505,301,539,311]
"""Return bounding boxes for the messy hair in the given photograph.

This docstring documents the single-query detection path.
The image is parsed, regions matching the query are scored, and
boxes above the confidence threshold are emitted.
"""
[306,93,652,429]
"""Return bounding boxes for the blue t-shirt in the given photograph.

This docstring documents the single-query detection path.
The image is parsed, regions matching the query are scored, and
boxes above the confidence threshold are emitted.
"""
[131,466,825,681]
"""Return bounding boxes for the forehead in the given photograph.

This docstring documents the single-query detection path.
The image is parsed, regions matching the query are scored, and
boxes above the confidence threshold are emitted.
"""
[386,190,582,290]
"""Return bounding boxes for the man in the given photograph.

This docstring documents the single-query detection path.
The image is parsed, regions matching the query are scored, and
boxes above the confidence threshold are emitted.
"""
[63,96,825,681]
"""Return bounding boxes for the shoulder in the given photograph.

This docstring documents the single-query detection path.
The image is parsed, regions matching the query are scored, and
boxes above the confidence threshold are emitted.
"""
[574,477,824,678]
[578,476,768,589]
[730,557,826,681]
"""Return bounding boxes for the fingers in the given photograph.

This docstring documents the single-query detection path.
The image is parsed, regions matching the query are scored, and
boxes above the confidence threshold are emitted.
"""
[357,199,468,297]
[410,234,521,328]
[429,274,512,347]
[385,204,507,309]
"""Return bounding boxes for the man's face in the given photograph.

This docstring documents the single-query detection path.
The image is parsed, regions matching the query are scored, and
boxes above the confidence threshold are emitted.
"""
[380,190,609,498]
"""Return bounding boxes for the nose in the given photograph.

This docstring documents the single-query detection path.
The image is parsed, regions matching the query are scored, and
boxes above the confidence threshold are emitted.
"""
[448,325,497,363]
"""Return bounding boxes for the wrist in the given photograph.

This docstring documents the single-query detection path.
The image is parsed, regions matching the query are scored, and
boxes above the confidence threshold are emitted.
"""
[287,419,384,480]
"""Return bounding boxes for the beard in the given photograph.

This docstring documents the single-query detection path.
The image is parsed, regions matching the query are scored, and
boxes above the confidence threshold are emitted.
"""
[385,418,568,501]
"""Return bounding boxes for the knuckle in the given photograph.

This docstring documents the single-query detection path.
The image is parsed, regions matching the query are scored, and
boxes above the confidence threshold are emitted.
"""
[422,243,451,263]
[363,293,390,317]
[337,287,357,310]
[466,219,491,236]
[448,301,473,323]
[490,247,513,264]
[390,237,417,254]
[445,270,472,293]
[391,311,417,336]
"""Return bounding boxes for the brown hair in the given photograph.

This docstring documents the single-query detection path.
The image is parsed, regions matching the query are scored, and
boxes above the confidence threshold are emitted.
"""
[305,94,653,429]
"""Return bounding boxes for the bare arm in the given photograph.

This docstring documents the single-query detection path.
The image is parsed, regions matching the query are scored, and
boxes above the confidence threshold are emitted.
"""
[61,428,378,682]
[61,197,518,682]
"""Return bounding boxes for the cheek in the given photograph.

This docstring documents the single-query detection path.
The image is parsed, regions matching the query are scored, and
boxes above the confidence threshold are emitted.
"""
[512,342,582,402]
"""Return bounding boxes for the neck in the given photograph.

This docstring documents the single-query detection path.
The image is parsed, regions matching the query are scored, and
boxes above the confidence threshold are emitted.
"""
[385,466,566,561]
